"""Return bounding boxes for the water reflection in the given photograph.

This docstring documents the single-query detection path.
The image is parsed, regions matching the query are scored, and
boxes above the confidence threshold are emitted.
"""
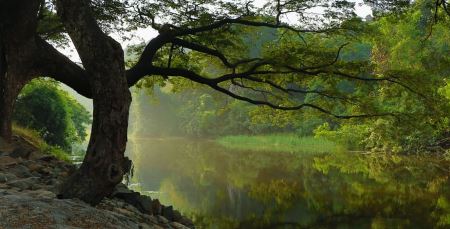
[125,138,450,229]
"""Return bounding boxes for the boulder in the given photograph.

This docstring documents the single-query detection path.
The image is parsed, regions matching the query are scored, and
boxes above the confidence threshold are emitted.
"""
[9,164,32,178]
[157,215,169,224]
[6,177,39,190]
[173,210,182,222]
[38,155,57,162]
[170,222,190,229]
[178,217,195,228]
[26,162,43,172]
[162,205,174,221]
[9,146,34,159]
[112,184,153,215]
[152,199,162,215]
[0,156,18,167]
[0,172,17,183]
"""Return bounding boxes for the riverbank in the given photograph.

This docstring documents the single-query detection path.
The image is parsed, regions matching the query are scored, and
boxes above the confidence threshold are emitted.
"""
[0,135,194,229]
[217,134,343,153]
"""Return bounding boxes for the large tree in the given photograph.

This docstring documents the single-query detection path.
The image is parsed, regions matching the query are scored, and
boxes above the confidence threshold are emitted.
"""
[0,0,438,204]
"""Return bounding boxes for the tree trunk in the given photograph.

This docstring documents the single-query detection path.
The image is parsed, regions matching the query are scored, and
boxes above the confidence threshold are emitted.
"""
[56,0,132,205]
[0,36,12,143]
[0,0,40,143]
[58,67,132,204]
[58,81,132,204]
[0,78,18,143]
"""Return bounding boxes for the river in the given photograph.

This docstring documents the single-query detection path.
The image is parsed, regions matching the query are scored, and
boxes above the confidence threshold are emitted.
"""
[125,137,450,229]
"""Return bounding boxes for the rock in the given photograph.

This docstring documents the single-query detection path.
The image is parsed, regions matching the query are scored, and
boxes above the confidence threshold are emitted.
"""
[113,183,133,195]
[0,194,145,228]
[157,215,169,224]
[0,172,17,182]
[173,210,182,222]
[0,136,195,229]
[6,177,39,190]
[0,139,13,154]
[33,189,56,199]
[115,207,135,217]
[139,223,152,229]
[152,199,162,215]
[27,162,43,172]
[0,156,18,167]
[9,164,32,177]
[178,217,195,228]
[39,167,52,176]
[170,222,190,229]
[38,155,57,162]
[9,146,33,159]
[113,186,153,215]
[146,215,159,224]
[162,205,174,221]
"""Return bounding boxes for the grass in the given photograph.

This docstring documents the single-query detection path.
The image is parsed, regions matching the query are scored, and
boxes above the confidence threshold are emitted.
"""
[217,134,344,154]
[12,124,71,162]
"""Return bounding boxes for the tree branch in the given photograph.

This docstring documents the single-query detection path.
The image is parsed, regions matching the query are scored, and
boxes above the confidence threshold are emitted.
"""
[173,18,339,36]
[35,37,92,98]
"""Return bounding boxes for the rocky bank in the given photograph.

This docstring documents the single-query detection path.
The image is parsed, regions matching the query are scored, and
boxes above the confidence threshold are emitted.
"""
[0,136,194,229]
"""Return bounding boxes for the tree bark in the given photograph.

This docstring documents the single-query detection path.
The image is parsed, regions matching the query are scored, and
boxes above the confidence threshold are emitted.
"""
[0,76,20,143]
[0,0,40,143]
[56,0,132,205]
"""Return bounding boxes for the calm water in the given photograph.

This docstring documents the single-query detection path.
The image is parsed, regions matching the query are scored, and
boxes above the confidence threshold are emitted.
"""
[125,138,450,229]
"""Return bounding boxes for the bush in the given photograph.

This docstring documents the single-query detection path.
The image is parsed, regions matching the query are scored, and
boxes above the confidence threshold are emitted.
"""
[13,79,91,151]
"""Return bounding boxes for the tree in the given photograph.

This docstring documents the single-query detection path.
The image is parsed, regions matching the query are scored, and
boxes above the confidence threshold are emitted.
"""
[14,79,91,150]
[0,0,439,205]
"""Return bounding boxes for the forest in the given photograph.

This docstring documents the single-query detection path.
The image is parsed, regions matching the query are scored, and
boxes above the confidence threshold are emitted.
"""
[1,0,450,228]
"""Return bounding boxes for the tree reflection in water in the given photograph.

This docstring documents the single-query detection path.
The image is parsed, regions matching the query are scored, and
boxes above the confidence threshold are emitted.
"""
[126,138,450,228]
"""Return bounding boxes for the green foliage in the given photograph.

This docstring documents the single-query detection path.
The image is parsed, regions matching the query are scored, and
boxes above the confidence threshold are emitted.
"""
[125,0,450,154]
[217,134,343,154]
[308,2,450,153]
[13,79,91,151]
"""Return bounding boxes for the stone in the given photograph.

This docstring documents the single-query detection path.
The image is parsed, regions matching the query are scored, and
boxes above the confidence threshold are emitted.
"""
[0,139,13,154]
[114,207,135,217]
[6,177,39,190]
[27,162,43,172]
[152,199,162,215]
[146,215,159,224]
[170,222,190,229]
[157,215,169,224]
[178,217,195,228]
[112,183,133,195]
[113,188,153,215]
[38,155,57,162]
[138,223,152,229]
[9,146,33,159]
[0,172,17,182]
[173,210,182,222]
[39,167,52,175]
[9,164,32,177]
[0,156,18,167]
[162,205,174,221]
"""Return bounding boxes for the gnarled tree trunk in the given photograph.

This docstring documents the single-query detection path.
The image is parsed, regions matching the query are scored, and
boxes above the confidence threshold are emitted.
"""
[0,36,12,143]
[0,0,40,143]
[56,0,132,205]
[0,76,20,143]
